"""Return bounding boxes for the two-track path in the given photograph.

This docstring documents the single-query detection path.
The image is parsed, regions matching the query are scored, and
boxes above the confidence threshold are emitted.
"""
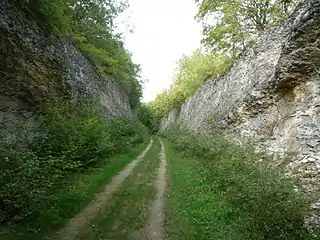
[146,140,167,240]
[52,138,167,240]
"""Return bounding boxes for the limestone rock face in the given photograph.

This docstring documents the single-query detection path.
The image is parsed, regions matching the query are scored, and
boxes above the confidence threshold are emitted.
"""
[160,0,320,197]
[0,0,132,129]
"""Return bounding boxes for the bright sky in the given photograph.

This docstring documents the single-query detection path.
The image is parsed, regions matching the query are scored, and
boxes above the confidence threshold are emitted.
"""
[117,0,202,102]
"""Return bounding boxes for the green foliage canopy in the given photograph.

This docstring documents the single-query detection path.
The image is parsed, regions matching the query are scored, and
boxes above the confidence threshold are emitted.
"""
[148,49,230,118]
[195,0,298,57]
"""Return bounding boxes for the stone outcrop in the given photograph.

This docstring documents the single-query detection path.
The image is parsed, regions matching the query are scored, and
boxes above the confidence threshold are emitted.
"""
[161,0,320,203]
[0,0,132,133]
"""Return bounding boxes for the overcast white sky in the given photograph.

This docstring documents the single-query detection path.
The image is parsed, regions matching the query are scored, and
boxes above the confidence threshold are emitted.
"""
[117,0,202,102]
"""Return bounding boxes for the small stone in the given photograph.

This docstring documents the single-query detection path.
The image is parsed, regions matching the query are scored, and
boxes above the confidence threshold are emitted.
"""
[307,140,319,148]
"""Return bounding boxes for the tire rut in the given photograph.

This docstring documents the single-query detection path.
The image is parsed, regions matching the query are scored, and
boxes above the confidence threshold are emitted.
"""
[146,139,167,240]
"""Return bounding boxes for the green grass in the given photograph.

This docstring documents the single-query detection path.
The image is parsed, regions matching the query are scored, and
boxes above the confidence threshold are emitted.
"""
[77,138,161,239]
[162,136,315,240]
[163,138,254,240]
[0,140,150,240]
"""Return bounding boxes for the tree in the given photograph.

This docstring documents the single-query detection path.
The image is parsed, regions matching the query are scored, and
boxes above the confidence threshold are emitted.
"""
[135,103,159,132]
[149,49,230,117]
[195,0,298,57]
[174,49,230,100]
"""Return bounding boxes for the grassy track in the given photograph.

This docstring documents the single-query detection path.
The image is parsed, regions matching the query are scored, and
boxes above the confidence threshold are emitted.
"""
[77,138,161,239]
[4,135,317,240]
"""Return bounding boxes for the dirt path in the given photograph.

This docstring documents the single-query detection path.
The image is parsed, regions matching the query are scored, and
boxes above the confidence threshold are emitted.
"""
[146,139,167,240]
[55,139,154,240]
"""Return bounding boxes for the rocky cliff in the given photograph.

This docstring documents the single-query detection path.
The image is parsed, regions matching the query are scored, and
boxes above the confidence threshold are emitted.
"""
[0,0,132,134]
[161,0,320,203]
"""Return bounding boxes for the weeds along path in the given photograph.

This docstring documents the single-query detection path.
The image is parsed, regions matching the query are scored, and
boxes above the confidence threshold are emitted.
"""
[146,139,167,240]
[55,138,154,240]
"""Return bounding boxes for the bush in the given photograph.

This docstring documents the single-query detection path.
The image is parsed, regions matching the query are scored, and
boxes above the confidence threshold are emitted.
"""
[162,127,313,239]
[0,100,147,224]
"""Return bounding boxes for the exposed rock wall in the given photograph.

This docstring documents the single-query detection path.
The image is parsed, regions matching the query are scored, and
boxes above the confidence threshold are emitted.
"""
[0,0,132,133]
[161,0,320,198]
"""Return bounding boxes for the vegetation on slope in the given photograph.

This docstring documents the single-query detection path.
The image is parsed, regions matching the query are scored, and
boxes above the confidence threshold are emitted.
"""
[20,0,143,108]
[0,100,148,238]
[162,129,314,239]
[148,49,230,118]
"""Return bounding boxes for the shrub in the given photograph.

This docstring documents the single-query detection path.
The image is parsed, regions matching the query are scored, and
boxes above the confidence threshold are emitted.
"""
[162,127,313,239]
[0,100,147,224]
